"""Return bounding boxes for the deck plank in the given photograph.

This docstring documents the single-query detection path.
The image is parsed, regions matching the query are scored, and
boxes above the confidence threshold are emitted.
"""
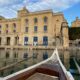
[27,73,59,80]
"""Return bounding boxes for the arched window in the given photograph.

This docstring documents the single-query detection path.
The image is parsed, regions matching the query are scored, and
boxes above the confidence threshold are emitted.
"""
[0,25,2,34]
[0,37,1,45]
[44,16,48,23]
[6,24,8,28]
[13,23,16,28]
[34,18,38,23]
[0,31,1,34]
[13,23,16,33]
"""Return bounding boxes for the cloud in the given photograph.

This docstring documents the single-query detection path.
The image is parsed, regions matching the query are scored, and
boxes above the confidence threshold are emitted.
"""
[0,0,80,18]
[0,0,23,7]
[26,0,80,12]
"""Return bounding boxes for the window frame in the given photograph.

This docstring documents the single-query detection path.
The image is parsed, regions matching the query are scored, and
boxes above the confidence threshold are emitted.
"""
[25,27,28,33]
[34,18,38,24]
[34,26,38,32]
[44,16,48,23]
[44,25,47,32]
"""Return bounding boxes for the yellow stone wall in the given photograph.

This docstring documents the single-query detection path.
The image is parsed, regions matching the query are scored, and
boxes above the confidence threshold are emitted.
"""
[71,17,80,27]
[0,7,69,47]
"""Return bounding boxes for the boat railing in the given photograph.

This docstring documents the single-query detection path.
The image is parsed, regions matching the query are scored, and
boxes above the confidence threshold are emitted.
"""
[54,49,74,80]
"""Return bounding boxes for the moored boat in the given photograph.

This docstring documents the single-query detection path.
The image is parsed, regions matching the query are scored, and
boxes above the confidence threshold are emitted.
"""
[1,49,74,80]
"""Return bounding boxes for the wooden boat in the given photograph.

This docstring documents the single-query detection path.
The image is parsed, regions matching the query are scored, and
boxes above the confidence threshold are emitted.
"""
[1,49,74,80]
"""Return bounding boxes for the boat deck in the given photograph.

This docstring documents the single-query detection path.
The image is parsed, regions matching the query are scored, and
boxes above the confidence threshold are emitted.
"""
[7,63,67,80]
[27,73,59,80]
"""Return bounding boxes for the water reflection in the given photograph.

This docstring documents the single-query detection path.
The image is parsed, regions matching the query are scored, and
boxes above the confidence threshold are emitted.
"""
[43,51,48,60]
[0,49,53,77]
[63,50,70,70]
[0,49,80,79]
[59,49,80,80]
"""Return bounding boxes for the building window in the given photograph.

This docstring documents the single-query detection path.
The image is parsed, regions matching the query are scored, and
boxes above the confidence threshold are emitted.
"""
[34,37,38,42]
[0,25,1,34]
[43,36,48,46]
[13,23,16,28]
[6,24,9,33]
[24,37,28,45]
[6,52,9,59]
[34,18,38,24]
[0,25,2,28]
[0,31,1,34]
[25,27,28,32]
[15,36,19,45]
[13,23,16,33]
[44,16,48,23]
[33,37,38,46]
[13,30,16,33]
[6,30,8,34]
[25,19,29,25]
[34,26,38,32]
[0,37,1,45]
[6,24,8,28]
[44,25,47,32]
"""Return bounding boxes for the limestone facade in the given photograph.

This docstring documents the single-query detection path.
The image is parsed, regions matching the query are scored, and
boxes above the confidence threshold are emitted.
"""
[0,7,69,48]
[71,17,80,27]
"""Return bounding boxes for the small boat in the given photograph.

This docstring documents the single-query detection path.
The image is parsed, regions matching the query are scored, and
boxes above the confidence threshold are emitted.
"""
[1,49,74,80]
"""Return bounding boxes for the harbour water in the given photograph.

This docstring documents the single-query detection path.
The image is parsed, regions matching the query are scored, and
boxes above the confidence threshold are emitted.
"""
[0,49,80,80]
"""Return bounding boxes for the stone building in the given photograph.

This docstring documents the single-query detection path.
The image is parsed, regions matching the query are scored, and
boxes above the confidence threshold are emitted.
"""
[69,17,80,47]
[71,17,80,27]
[0,7,69,48]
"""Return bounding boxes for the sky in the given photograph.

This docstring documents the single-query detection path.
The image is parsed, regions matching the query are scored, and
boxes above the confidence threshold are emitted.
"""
[0,0,80,26]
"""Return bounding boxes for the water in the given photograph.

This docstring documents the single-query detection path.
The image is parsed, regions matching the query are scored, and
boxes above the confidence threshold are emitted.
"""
[0,49,80,80]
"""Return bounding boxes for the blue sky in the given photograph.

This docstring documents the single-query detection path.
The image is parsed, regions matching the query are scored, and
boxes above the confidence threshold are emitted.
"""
[63,2,80,26]
[0,0,80,26]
